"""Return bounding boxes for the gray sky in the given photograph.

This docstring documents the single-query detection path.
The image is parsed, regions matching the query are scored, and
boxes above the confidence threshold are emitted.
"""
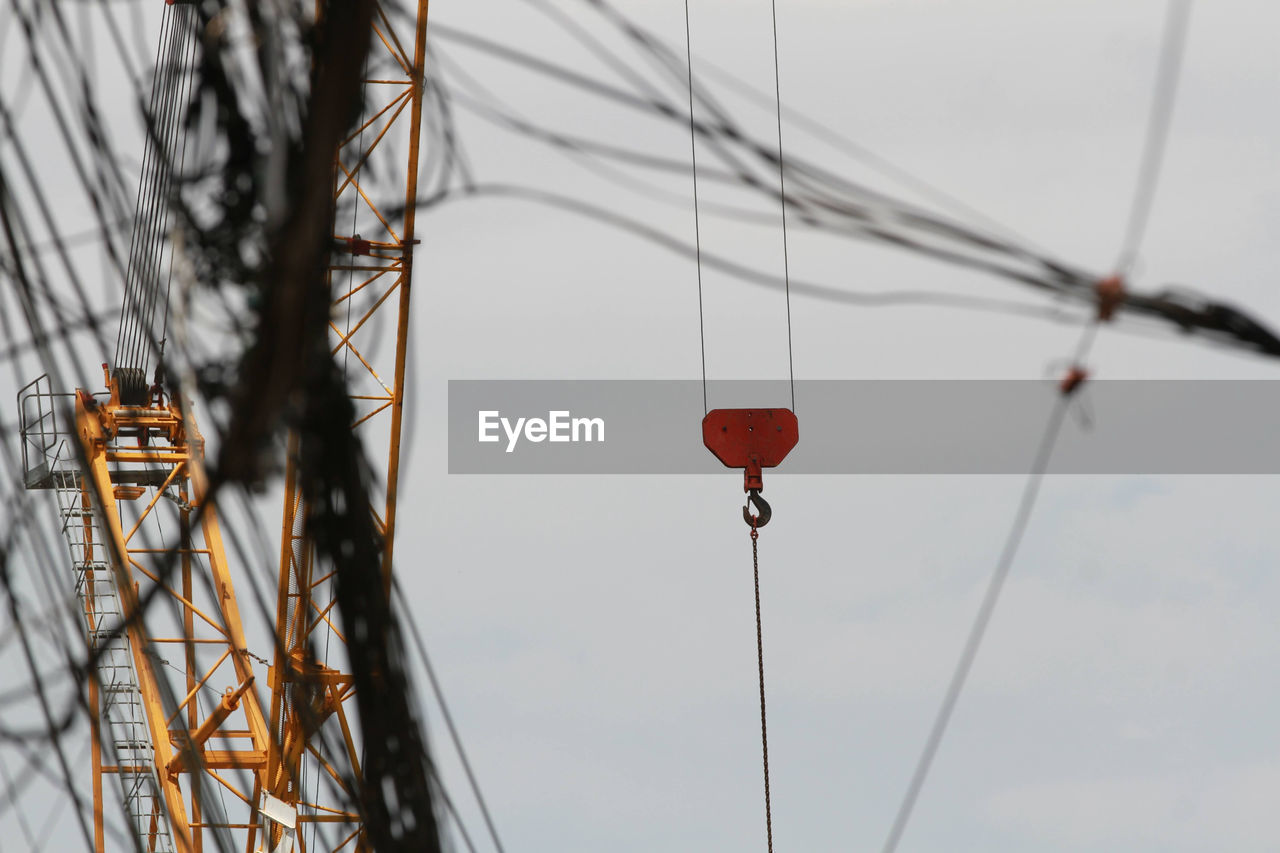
[412,1,1280,851]
[3,0,1280,851]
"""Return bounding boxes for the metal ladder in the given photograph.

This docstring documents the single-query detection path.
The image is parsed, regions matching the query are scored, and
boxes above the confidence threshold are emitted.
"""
[51,441,176,853]
[20,378,176,852]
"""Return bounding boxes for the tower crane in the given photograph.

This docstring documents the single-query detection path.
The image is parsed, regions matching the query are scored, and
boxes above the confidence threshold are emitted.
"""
[16,1,433,850]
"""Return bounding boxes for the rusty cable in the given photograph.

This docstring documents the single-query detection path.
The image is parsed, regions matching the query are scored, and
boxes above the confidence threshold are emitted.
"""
[751,519,774,853]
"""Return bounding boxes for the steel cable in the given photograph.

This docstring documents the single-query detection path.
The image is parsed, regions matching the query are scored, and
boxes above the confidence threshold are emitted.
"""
[750,523,774,853]
[769,0,796,413]
[682,0,708,415]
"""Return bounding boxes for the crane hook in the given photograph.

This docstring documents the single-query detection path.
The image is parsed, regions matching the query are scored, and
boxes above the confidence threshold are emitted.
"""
[743,488,772,528]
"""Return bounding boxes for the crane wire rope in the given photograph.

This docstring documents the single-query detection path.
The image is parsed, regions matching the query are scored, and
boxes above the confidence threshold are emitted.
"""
[147,3,196,370]
[115,2,195,376]
[684,3,799,849]
[157,2,201,365]
[683,1,797,417]
[682,0,708,415]
[117,2,177,369]
[769,0,796,413]
[113,0,171,369]
[749,519,774,853]
[880,3,1193,850]
[560,0,1046,257]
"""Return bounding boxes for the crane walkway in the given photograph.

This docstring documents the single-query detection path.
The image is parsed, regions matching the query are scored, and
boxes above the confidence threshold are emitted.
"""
[20,375,175,852]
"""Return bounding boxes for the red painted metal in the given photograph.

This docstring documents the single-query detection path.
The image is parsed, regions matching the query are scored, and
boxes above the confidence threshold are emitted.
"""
[342,235,373,256]
[702,408,799,492]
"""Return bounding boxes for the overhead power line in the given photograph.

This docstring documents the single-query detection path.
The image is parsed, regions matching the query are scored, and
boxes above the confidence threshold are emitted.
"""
[880,3,1196,849]
[426,0,1280,362]
[1116,0,1193,274]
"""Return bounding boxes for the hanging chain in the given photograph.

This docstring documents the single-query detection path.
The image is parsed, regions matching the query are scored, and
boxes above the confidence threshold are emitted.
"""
[751,519,774,852]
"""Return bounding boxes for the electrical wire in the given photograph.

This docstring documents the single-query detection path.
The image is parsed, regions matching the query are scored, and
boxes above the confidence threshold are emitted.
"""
[395,580,507,853]
[415,182,1093,322]
[0,521,94,851]
[0,5,273,848]
[879,356,1079,853]
[882,4,1194,847]
[425,6,1280,362]
[0,1,1270,849]
[0,741,38,848]
[1115,0,1193,275]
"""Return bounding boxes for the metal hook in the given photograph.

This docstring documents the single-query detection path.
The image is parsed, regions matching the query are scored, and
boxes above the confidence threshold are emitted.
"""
[742,488,771,528]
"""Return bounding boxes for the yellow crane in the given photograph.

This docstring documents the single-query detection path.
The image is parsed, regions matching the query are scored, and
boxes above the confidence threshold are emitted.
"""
[267,0,432,847]
[17,2,432,850]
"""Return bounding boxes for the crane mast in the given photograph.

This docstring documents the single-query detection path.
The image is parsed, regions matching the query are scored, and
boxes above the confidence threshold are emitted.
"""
[17,2,433,850]
[268,0,431,847]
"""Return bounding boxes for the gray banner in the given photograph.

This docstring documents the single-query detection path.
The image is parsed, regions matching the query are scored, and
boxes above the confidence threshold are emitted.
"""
[447,380,1280,474]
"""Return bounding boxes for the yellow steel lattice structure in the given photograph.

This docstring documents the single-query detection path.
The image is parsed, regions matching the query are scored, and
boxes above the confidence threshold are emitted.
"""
[60,379,278,853]
[19,1,434,850]
[269,2,431,850]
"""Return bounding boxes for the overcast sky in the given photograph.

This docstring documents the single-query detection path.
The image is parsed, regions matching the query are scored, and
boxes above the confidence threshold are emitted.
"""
[413,2,1280,851]
[4,1,1280,851]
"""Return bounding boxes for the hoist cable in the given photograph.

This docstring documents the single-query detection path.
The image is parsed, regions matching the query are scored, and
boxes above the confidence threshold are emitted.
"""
[682,0,708,415]
[756,3,791,839]
[128,2,185,369]
[116,2,195,375]
[120,3,181,371]
[682,5,784,845]
[114,0,173,369]
[145,3,196,370]
[158,2,201,360]
[769,0,796,413]
[750,523,774,853]
[127,5,180,368]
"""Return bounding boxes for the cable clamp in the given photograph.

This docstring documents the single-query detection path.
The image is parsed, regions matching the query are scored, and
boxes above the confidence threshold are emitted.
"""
[1059,365,1089,396]
[1096,274,1125,322]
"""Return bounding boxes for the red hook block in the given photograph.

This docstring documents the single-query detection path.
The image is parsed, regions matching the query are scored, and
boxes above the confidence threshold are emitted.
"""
[702,408,799,492]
